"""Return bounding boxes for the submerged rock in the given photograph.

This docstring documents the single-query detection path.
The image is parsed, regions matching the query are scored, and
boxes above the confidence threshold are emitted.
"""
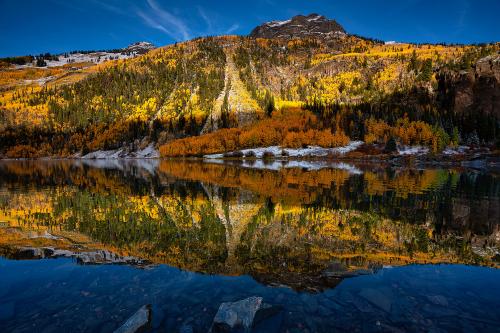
[359,288,392,312]
[113,305,152,333]
[179,323,194,333]
[211,296,280,332]
[426,295,449,307]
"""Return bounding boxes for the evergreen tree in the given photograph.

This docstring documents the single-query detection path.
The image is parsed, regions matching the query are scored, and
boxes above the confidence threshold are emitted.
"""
[408,50,418,72]
[384,137,398,153]
[264,91,275,117]
[36,57,47,67]
[418,59,433,82]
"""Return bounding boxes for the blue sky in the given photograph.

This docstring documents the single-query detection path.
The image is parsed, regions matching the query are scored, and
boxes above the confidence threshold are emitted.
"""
[1,0,499,57]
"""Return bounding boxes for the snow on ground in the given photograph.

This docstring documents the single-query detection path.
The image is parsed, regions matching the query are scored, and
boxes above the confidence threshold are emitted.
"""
[29,231,60,240]
[443,146,470,155]
[15,51,140,69]
[82,149,125,159]
[134,144,160,158]
[398,146,429,155]
[204,141,364,159]
[23,75,57,86]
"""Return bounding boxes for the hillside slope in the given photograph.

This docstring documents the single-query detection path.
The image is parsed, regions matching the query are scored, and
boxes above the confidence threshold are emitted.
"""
[0,14,499,158]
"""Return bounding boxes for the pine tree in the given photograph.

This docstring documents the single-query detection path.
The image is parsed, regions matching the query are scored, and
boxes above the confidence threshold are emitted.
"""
[384,137,398,153]
[418,59,433,82]
[36,57,47,67]
[408,50,418,72]
[264,91,275,117]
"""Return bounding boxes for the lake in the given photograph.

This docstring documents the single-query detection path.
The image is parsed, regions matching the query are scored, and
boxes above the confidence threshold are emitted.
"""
[0,160,499,332]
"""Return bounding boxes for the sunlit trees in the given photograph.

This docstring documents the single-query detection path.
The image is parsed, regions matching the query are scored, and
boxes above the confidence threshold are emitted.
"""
[160,108,350,157]
[0,34,499,157]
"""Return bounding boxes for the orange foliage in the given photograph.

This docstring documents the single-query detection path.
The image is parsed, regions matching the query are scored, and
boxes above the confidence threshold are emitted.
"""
[158,160,351,205]
[160,108,350,157]
[5,145,40,158]
[365,117,435,146]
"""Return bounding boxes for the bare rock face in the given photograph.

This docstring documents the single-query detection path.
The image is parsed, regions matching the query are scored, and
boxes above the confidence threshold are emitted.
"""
[123,42,156,54]
[438,54,500,119]
[249,14,346,40]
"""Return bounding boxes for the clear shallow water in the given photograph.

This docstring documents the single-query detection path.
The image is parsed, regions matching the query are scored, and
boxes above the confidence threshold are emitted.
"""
[1,259,499,332]
[0,160,499,332]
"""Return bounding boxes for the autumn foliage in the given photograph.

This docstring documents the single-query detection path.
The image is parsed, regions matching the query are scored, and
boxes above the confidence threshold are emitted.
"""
[160,108,349,157]
[0,34,499,157]
[364,117,455,152]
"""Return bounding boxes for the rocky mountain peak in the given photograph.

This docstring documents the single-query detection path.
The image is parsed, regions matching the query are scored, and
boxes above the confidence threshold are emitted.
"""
[124,41,156,54]
[249,13,346,39]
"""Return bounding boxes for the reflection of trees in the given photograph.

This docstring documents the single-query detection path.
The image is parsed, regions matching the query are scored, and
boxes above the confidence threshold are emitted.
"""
[234,204,494,282]
[0,160,499,289]
[1,185,229,273]
[160,160,500,229]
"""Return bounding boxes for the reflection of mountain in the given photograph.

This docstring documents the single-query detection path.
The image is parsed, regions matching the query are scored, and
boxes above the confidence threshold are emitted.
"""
[0,160,499,290]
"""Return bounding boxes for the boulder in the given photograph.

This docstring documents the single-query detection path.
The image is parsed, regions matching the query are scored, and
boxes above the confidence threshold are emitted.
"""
[114,305,152,333]
[426,295,449,307]
[211,296,280,332]
[359,288,392,313]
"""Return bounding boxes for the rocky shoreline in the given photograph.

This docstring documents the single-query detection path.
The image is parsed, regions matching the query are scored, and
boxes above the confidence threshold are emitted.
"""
[199,145,500,173]
[1,142,499,171]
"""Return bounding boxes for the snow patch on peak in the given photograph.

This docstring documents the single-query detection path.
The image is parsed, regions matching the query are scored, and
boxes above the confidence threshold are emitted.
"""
[266,19,291,28]
[128,41,154,47]
[307,14,324,21]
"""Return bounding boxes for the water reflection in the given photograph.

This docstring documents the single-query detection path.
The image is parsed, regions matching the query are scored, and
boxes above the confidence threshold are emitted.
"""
[0,160,499,291]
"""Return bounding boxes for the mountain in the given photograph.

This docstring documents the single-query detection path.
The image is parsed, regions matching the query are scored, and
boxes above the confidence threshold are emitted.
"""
[123,41,156,54]
[250,14,346,39]
[0,14,499,158]
[0,41,156,68]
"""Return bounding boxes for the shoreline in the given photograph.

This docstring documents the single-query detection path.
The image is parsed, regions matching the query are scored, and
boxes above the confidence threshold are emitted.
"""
[1,152,499,170]
[1,141,499,170]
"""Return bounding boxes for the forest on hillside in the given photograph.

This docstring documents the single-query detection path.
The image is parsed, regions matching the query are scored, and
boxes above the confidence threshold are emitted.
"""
[0,34,499,158]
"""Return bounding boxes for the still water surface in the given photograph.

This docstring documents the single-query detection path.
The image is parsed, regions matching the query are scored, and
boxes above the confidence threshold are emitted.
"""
[0,160,499,332]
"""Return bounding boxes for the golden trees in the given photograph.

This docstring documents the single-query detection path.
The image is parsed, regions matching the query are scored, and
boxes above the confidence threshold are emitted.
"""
[365,117,442,151]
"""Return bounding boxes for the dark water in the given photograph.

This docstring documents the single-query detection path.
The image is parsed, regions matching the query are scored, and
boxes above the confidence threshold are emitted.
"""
[0,160,499,332]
